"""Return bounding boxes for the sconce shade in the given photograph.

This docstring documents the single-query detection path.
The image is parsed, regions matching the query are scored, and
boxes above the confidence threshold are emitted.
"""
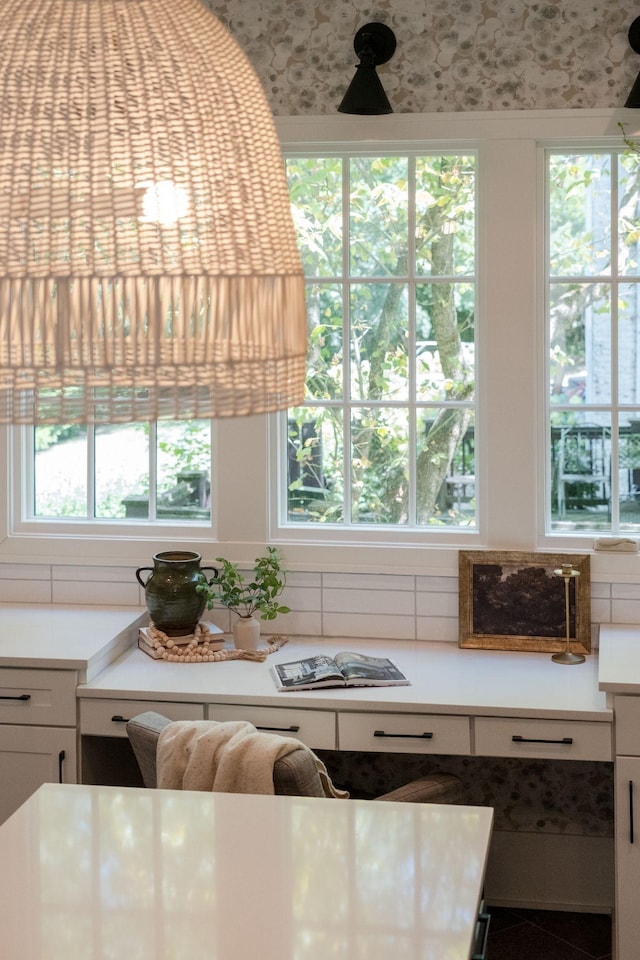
[338,22,396,116]
[625,16,640,107]
[0,0,307,424]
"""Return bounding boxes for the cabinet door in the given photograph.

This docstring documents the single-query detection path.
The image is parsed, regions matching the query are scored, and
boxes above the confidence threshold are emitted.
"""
[615,756,640,960]
[0,725,77,825]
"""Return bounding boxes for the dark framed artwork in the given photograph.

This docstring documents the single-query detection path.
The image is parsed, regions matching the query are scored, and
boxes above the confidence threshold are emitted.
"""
[458,550,591,654]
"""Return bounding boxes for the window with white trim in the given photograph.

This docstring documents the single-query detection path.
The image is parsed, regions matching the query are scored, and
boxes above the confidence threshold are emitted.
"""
[4,111,639,570]
[25,419,211,523]
[283,151,477,529]
[547,145,640,533]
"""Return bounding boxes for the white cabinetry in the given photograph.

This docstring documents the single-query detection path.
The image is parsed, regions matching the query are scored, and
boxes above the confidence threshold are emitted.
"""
[207,703,335,749]
[614,754,640,960]
[0,669,78,824]
[338,711,471,754]
[613,695,640,960]
[80,698,205,737]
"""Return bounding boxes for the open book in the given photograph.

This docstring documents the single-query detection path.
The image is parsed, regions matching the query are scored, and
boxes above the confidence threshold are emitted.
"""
[270,651,409,691]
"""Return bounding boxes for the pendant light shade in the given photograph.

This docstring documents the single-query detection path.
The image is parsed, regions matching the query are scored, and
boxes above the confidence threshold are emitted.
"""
[0,0,307,424]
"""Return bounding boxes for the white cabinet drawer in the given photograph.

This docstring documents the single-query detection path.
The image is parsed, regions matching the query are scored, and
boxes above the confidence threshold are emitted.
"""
[207,703,336,750]
[474,717,612,761]
[79,698,205,737]
[0,668,76,726]
[614,696,640,756]
[338,712,471,755]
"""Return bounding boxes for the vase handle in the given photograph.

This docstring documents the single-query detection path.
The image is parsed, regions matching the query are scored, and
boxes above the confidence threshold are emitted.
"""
[201,566,219,585]
[135,567,153,588]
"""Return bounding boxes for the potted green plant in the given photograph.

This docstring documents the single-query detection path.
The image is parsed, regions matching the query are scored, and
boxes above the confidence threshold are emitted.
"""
[196,546,290,650]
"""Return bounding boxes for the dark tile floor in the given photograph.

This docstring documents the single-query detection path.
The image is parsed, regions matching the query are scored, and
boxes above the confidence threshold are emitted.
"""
[486,907,612,960]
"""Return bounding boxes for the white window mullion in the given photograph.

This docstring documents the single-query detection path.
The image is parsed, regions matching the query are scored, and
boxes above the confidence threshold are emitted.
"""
[148,422,158,521]
[343,154,352,526]
[407,153,417,526]
[87,426,96,519]
[610,149,621,527]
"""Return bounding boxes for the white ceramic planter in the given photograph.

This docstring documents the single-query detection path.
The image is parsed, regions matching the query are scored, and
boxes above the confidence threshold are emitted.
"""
[232,615,260,651]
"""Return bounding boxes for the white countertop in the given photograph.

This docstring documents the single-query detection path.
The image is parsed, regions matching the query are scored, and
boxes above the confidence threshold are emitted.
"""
[598,623,640,694]
[0,604,146,680]
[80,635,611,721]
[0,782,493,960]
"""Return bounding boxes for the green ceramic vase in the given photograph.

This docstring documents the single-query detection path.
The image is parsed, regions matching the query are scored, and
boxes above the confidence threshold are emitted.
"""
[136,551,218,637]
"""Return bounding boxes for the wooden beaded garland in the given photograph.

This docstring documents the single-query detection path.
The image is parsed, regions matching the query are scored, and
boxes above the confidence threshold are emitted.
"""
[145,622,287,663]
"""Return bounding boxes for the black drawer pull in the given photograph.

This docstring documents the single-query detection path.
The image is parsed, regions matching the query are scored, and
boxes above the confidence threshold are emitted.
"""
[512,735,573,745]
[374,730,433,739]
[111,714,131,723]
[58,750,65,783]
[0,693,31,701]
[256,724,301,733]
[630,780,635,844]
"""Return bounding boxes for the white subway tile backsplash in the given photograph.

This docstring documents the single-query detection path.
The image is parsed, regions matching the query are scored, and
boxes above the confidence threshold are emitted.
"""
[53,564,138,583]
[0,580,52,603]
[281,585,321,611]
[612,582,640,599]
[0,557,637,639]
[52,581,140,606]
[416,591,458,618]
[203,609,230,633]
[416,616,459,643]
[322,612,415,640]
[323,588,414,616]
[0,564,50,580]
[612,598,640,623]
[591,598,611,623]
[285,571,322,587]
[416,575,458,593]
[262,611,322,636]
[322,573,415,591]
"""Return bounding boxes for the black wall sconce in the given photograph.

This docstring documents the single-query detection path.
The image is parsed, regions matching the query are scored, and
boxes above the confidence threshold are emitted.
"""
[626,16,640,107]
[338,22,397,115]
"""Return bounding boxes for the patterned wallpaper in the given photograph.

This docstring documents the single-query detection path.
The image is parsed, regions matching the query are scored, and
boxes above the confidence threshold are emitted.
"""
[206,0,640,115]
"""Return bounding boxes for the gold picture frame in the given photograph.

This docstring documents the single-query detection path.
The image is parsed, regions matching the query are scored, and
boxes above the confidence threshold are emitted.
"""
[458,550,591,654]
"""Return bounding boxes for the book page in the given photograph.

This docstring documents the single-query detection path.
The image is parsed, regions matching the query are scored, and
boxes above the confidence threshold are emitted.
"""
[272,655,344,688]
[333,651,407,683]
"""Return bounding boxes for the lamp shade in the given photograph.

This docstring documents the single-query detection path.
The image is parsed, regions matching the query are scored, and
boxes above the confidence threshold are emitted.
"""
[0,0,307,424]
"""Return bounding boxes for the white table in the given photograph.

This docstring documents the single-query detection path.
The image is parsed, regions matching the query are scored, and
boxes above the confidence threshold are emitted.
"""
[0,782,493,960]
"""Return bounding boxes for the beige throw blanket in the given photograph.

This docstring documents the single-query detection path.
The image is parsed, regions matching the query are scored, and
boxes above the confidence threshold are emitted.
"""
[157,719,347,798]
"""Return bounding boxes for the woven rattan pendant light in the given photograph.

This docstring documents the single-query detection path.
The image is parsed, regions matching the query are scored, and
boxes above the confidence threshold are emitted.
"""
[0,0,307,424]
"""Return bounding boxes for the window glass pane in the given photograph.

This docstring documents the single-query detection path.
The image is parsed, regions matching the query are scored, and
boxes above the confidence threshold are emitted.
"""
[619,151,640,276]
[305,283,343,401]
[34,426,88,517]
[287,407,344,523]
[548,154,611,277]
[351,407,408,524]
[415,155,475,277]
[619,413,640,527]
[350,157,408,277]
[156,421,211,521]
[416,282,474,402]
[416,410,475,527]
[95,424,149,519]
[549,282,611,405]
[350,283,408,401]
[286,157,343,277]
[550,411,611,531]
[619,282,640,405]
